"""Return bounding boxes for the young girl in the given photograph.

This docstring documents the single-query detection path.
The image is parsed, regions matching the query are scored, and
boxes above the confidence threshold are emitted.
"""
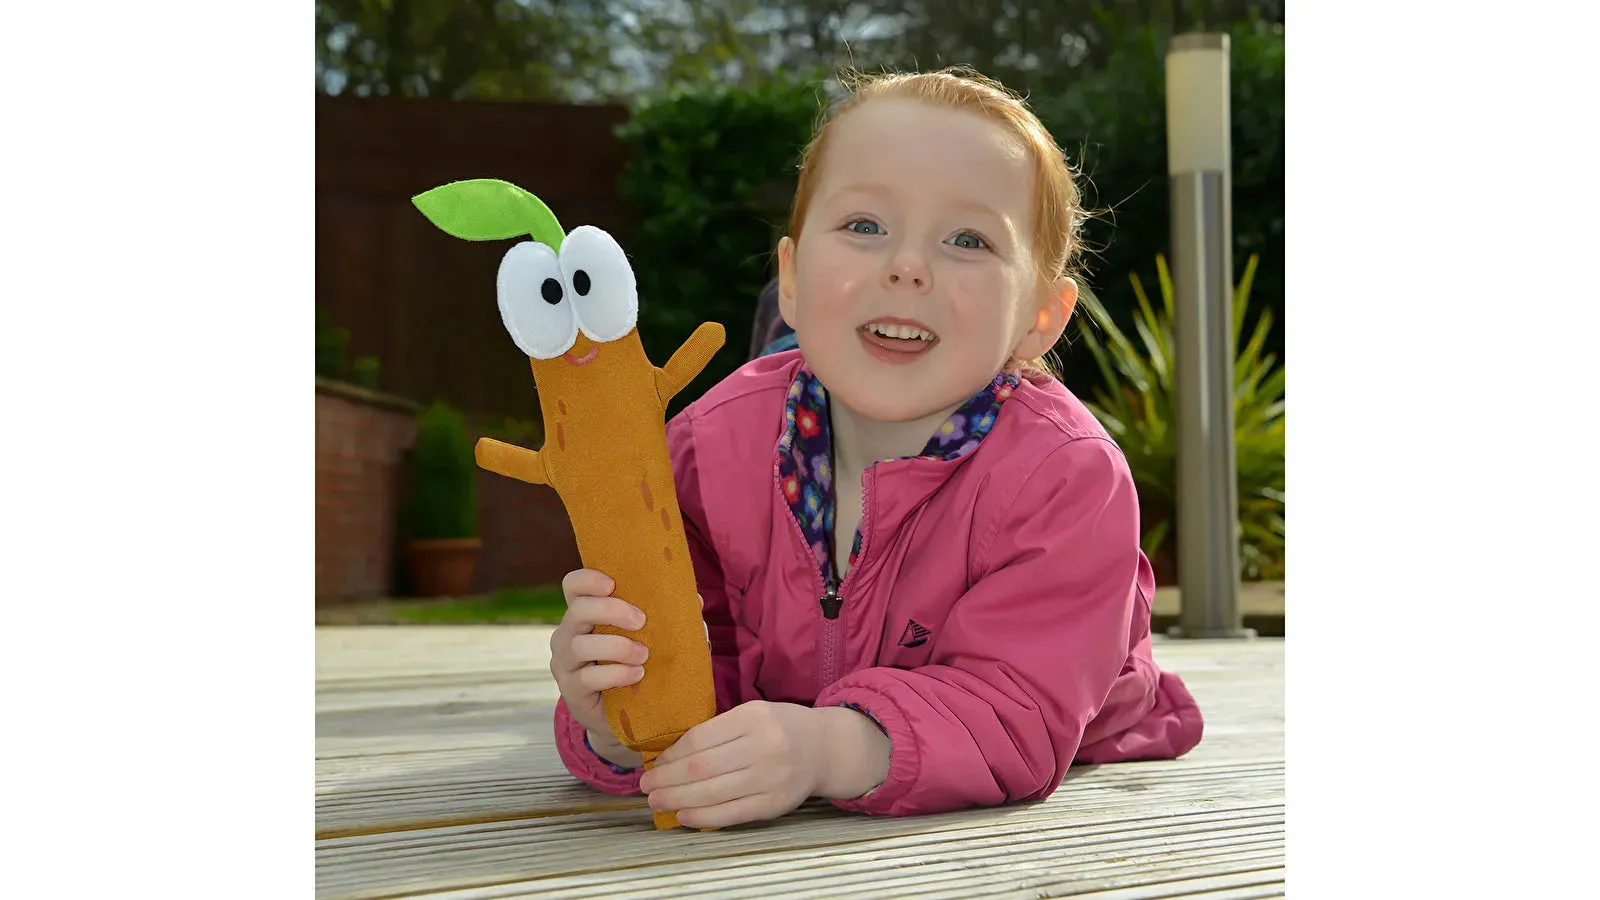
[549,67,1204,829]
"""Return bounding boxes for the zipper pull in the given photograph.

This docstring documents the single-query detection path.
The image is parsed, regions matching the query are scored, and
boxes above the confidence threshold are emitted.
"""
[819,579,843,620]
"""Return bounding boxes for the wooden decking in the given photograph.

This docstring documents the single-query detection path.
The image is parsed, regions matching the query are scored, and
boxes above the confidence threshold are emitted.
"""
[316,627,1285,899]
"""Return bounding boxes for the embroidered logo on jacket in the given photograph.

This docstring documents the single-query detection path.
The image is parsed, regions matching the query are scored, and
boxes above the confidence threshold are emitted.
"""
[898,620,931,649]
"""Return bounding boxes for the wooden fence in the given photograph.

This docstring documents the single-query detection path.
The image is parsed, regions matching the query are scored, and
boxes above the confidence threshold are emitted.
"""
[317,96,639,599]
[316,95,635,421]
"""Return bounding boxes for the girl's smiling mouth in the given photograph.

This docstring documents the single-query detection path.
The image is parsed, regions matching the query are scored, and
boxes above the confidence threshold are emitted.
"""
[859,317,938,363]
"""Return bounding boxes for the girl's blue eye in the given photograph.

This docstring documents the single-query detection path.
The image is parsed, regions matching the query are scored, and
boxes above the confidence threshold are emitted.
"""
[847,220,883,235]
[948,232,986,250]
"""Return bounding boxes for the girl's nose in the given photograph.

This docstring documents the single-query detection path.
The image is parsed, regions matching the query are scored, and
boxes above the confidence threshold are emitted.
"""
[884,254,931,291]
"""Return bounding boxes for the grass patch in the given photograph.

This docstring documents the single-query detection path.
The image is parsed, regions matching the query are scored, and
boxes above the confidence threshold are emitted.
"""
[392,584,567,625]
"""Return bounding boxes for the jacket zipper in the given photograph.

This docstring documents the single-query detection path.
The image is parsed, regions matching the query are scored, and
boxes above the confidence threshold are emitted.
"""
[772,452,878,694]
[817,467,874,691]
[774,461,835,693]
[818,577,842,694]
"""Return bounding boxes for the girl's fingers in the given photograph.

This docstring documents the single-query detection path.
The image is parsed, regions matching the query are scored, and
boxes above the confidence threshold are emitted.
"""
[564,595,647,635]
[576,662,645,693]
[640,737,752,793]
[561,568,614,601]
[657,707,750,765]
[569,633,649,667]
[677,793,787,830]
[552,598,645,675]
[647,763,756,816]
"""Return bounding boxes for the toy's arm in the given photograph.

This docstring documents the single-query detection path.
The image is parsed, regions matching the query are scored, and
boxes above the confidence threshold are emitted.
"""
[475,438,548,485]
[655,322,726,407]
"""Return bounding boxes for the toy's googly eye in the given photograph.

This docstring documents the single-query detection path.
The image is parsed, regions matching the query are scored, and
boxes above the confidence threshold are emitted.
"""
[559,225,638,344]
[497,241,579,360]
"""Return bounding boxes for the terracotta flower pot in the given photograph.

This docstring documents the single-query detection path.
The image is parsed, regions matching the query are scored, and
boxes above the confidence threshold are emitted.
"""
[405,537,482,598]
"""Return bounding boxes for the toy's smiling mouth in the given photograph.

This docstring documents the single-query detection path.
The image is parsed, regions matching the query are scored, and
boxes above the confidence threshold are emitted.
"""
[563,345,599,366]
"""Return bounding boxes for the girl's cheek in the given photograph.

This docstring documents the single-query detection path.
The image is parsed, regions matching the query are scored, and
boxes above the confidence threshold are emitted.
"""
[801,263,865,311]
[831,271,871,301]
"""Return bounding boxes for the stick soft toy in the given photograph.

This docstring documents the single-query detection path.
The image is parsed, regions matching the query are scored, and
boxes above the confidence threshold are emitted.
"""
[413,178,723,831]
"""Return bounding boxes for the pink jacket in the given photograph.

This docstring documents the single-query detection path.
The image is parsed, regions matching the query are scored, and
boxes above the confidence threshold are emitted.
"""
[555,350,1204,816]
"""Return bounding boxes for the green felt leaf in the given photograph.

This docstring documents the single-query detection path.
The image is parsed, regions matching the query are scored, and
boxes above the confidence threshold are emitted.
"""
[412,179,566,249]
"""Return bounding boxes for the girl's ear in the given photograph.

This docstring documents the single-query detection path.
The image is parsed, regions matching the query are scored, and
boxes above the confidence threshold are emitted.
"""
[1012,277,1077,362]
[776,236,799,326]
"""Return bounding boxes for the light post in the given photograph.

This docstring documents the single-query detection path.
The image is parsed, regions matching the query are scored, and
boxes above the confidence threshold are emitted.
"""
[1165,33,1253,640]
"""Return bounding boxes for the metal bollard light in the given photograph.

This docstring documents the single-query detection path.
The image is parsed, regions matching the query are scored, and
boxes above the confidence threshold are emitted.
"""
[1165,33,1255,640]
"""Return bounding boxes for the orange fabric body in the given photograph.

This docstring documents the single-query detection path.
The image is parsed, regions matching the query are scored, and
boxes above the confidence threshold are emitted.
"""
[476,326,723,830]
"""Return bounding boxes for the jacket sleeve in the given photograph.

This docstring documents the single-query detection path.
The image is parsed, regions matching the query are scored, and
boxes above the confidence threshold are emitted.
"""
[551,406,760,791]
[815,437,1142,816]
[552,697,644,794]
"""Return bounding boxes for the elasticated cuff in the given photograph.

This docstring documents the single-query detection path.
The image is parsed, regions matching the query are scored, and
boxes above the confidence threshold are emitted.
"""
[815,682,919,815]
[553,697,644,796]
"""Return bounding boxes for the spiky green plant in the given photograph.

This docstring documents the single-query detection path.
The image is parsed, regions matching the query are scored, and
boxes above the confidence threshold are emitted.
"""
[1078,254,1284,580]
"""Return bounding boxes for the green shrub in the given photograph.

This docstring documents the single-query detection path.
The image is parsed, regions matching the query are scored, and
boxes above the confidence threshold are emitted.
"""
[317,307,385,391]
[406,402,479,540]
[615,75,826,413]
[1079,253,1284,581]
[316,308,351,379]
[351,355,381,390]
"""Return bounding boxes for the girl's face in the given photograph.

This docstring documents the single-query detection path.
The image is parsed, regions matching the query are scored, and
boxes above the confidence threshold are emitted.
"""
[777,98,1071,425]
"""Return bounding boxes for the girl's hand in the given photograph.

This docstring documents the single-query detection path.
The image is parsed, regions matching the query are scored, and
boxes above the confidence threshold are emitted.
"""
[550,569,649,762]
[640,700,887,829]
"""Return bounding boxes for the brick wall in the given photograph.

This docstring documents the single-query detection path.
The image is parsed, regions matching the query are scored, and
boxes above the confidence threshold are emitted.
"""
[316,380,419,601]
[316,378,583,602]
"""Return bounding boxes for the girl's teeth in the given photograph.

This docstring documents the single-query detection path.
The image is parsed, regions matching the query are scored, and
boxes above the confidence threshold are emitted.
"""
[870,324,933,341]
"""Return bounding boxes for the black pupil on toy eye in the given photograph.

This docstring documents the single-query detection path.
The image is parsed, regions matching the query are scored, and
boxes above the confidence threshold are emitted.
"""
[540,278,563,305]
[574,270,591,296]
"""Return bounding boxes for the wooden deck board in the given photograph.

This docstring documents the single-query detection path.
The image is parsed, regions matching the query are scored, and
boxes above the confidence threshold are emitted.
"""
[316,626,1284,899]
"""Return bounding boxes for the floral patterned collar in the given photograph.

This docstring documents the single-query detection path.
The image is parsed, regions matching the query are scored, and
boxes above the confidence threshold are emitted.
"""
[775,366,1019,584]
